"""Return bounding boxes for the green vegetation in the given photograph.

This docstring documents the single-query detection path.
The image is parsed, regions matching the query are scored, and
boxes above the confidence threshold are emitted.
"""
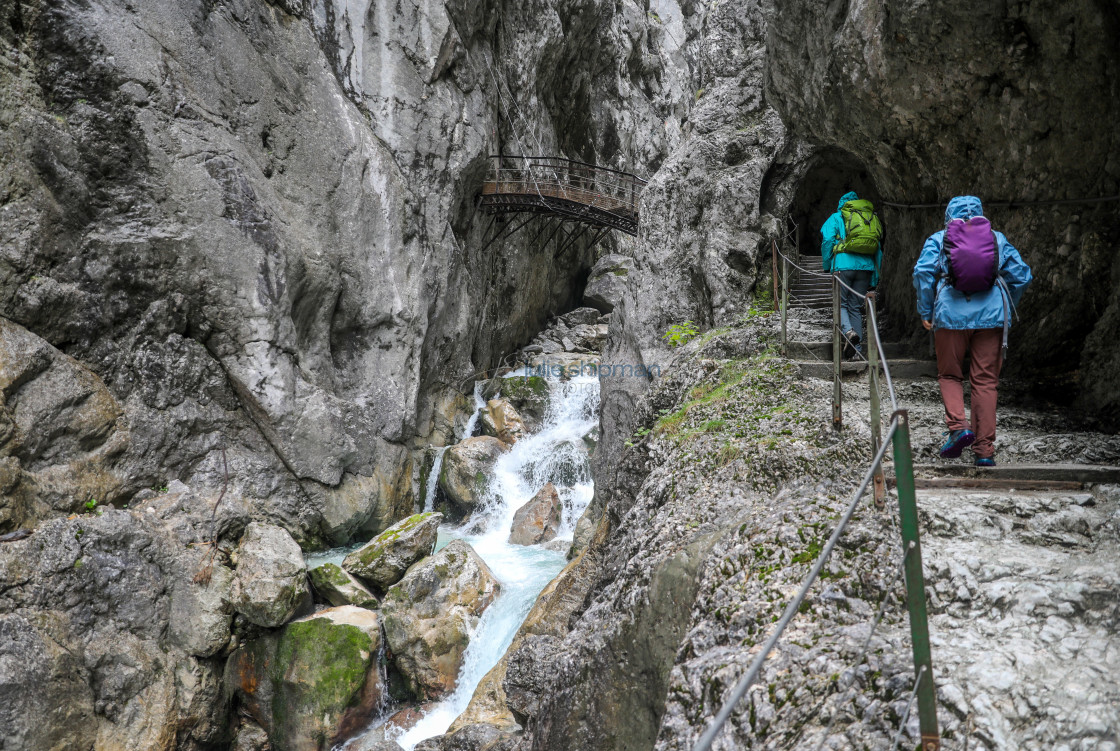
[661,321,699,348]
[84,497,99,512]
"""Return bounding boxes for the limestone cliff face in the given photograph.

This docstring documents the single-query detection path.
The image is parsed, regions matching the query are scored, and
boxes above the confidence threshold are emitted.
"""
[0,0,685,541]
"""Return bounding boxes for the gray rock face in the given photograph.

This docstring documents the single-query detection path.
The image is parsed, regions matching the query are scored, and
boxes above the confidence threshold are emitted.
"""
[438,437,510,516]
[342,512,442,591]
[308,562,379,609]
[508,483,562,546]
[381,539,500,700]
[0,318,130,531]
[582,254,634,313]
[169,554,235,657]
[0,0,680,549]
[232,522,311,628]
[0,506,232,750]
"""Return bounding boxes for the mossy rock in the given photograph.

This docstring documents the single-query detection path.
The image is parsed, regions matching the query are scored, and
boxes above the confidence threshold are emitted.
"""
[308,563,379,608]
[500,376,551,423]
[342,513,442,591]
[437,437,509,517]
[228,606,385,751]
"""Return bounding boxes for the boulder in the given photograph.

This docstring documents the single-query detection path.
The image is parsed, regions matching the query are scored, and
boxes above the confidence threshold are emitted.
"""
[582,254,633,313]
[559,307,603,326]
[381,540,501,699]
[308,563,379,608]
[169,554,235,657]
[227,606,386,751]
[438,437,510,514]
[479,398,528,445]
[500,376,551,427]
[509,483,563,546]
[232,523,311,628]
[342,512,442,591]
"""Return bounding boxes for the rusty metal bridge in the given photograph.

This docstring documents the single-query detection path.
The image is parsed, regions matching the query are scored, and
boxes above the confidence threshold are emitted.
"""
[474,155,647,255]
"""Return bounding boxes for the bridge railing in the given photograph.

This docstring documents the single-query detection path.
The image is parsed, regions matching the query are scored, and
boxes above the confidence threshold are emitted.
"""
[481,155,647,219]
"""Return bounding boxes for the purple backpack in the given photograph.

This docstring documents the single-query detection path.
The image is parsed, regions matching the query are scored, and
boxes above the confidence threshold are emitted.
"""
[944,216,999,295]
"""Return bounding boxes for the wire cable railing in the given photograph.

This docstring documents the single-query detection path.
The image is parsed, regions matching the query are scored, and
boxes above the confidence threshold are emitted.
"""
[694,222,942,751]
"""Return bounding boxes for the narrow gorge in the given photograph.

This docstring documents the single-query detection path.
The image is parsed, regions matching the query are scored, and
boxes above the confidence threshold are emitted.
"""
[1,1,1118,750]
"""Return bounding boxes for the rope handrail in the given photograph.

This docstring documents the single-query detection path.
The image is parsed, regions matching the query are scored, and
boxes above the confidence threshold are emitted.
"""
[703,236,941,750]
[693,417,901,751]
[881,194,1120,210]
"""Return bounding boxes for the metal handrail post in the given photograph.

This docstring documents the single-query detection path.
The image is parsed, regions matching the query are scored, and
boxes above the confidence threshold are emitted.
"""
[771,239,780,312]
[832,274,842,430]
[891,409,941,750]
[780,247,790,353]
[867,292,885,508]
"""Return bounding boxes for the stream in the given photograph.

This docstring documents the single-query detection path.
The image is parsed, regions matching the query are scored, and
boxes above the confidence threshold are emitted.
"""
[319,372,600,750]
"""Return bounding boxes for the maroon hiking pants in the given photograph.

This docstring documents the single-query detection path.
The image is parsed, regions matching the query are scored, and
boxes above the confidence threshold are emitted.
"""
[934,328,1003,459]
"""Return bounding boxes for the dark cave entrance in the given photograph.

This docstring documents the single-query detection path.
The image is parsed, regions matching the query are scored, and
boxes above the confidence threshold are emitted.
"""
[788,149,883,257]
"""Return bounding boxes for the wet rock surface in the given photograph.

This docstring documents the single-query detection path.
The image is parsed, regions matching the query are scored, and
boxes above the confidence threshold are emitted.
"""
[508,483,562,547]
[480,399,528,445]
[342,512,442,591]
[381,539,501,700]
[438,437,510,516]
[227,605,387,751]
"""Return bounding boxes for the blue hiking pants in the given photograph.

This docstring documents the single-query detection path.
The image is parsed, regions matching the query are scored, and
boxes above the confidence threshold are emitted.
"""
[837,269,872,353]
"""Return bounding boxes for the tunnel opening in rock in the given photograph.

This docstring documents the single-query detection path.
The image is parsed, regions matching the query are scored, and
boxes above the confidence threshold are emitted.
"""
[788,149,882,258]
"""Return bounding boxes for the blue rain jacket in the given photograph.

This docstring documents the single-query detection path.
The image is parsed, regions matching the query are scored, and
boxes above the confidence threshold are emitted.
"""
[912,196,1032,330]
[820,191,882,287]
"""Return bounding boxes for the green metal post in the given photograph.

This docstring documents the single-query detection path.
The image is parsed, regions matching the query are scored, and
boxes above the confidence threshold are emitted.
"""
[832,274,842,430]
[780,250,789,354]
[891,409,941,751]
[867,293,885,508]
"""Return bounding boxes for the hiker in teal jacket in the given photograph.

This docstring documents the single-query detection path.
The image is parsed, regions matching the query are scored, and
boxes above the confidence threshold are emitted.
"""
[821,191,882,356]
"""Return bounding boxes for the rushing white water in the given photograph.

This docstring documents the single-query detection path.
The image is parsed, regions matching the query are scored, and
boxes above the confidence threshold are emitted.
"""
[344,373,599,751]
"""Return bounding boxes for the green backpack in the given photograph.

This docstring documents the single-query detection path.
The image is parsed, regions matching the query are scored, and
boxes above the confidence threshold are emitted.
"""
[837,199,883,255]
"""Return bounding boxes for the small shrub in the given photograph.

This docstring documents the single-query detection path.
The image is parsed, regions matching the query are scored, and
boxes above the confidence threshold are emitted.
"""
[662,321,699,348]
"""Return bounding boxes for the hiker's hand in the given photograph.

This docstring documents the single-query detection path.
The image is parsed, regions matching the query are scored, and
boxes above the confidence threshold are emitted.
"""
[922,320,933,331]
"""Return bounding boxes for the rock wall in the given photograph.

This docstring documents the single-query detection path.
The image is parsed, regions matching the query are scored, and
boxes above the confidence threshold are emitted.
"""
[0,0,687,541]
[765,0,1120,421]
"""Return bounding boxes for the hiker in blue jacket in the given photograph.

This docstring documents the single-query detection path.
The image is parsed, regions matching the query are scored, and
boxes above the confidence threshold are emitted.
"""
[821,191,883,357]
[913,195,1032,466]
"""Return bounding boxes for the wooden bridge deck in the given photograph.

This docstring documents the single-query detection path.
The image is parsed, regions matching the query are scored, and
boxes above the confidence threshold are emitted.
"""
[479,156,646,236]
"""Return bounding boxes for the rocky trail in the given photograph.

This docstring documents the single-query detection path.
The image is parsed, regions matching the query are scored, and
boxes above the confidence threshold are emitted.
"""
[786,308,1120,749]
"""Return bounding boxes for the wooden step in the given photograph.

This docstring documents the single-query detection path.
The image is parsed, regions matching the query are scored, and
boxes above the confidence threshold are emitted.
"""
[794,359,937,380]
[888,462,1120,491]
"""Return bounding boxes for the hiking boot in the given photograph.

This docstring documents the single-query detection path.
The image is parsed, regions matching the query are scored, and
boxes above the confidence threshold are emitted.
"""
[974,456,996,468]
[843,330,861,360]
[938,429,976,459]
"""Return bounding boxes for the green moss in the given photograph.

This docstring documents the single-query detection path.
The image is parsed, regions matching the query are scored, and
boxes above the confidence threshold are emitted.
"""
[270,617,377,748]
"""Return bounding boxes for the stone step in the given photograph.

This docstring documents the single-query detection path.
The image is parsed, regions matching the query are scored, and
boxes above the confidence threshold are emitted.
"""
[887,462,1120,490]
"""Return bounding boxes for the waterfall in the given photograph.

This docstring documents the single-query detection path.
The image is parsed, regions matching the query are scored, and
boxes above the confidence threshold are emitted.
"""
[378,374,599,750]
[423,383,487,513]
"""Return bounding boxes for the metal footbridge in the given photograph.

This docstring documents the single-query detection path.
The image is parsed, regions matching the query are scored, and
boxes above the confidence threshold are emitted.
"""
[474,155,647,254]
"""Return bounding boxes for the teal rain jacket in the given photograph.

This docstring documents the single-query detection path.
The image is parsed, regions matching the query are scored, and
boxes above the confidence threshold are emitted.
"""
[912,195,1032,331]
[820,191,883,286]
